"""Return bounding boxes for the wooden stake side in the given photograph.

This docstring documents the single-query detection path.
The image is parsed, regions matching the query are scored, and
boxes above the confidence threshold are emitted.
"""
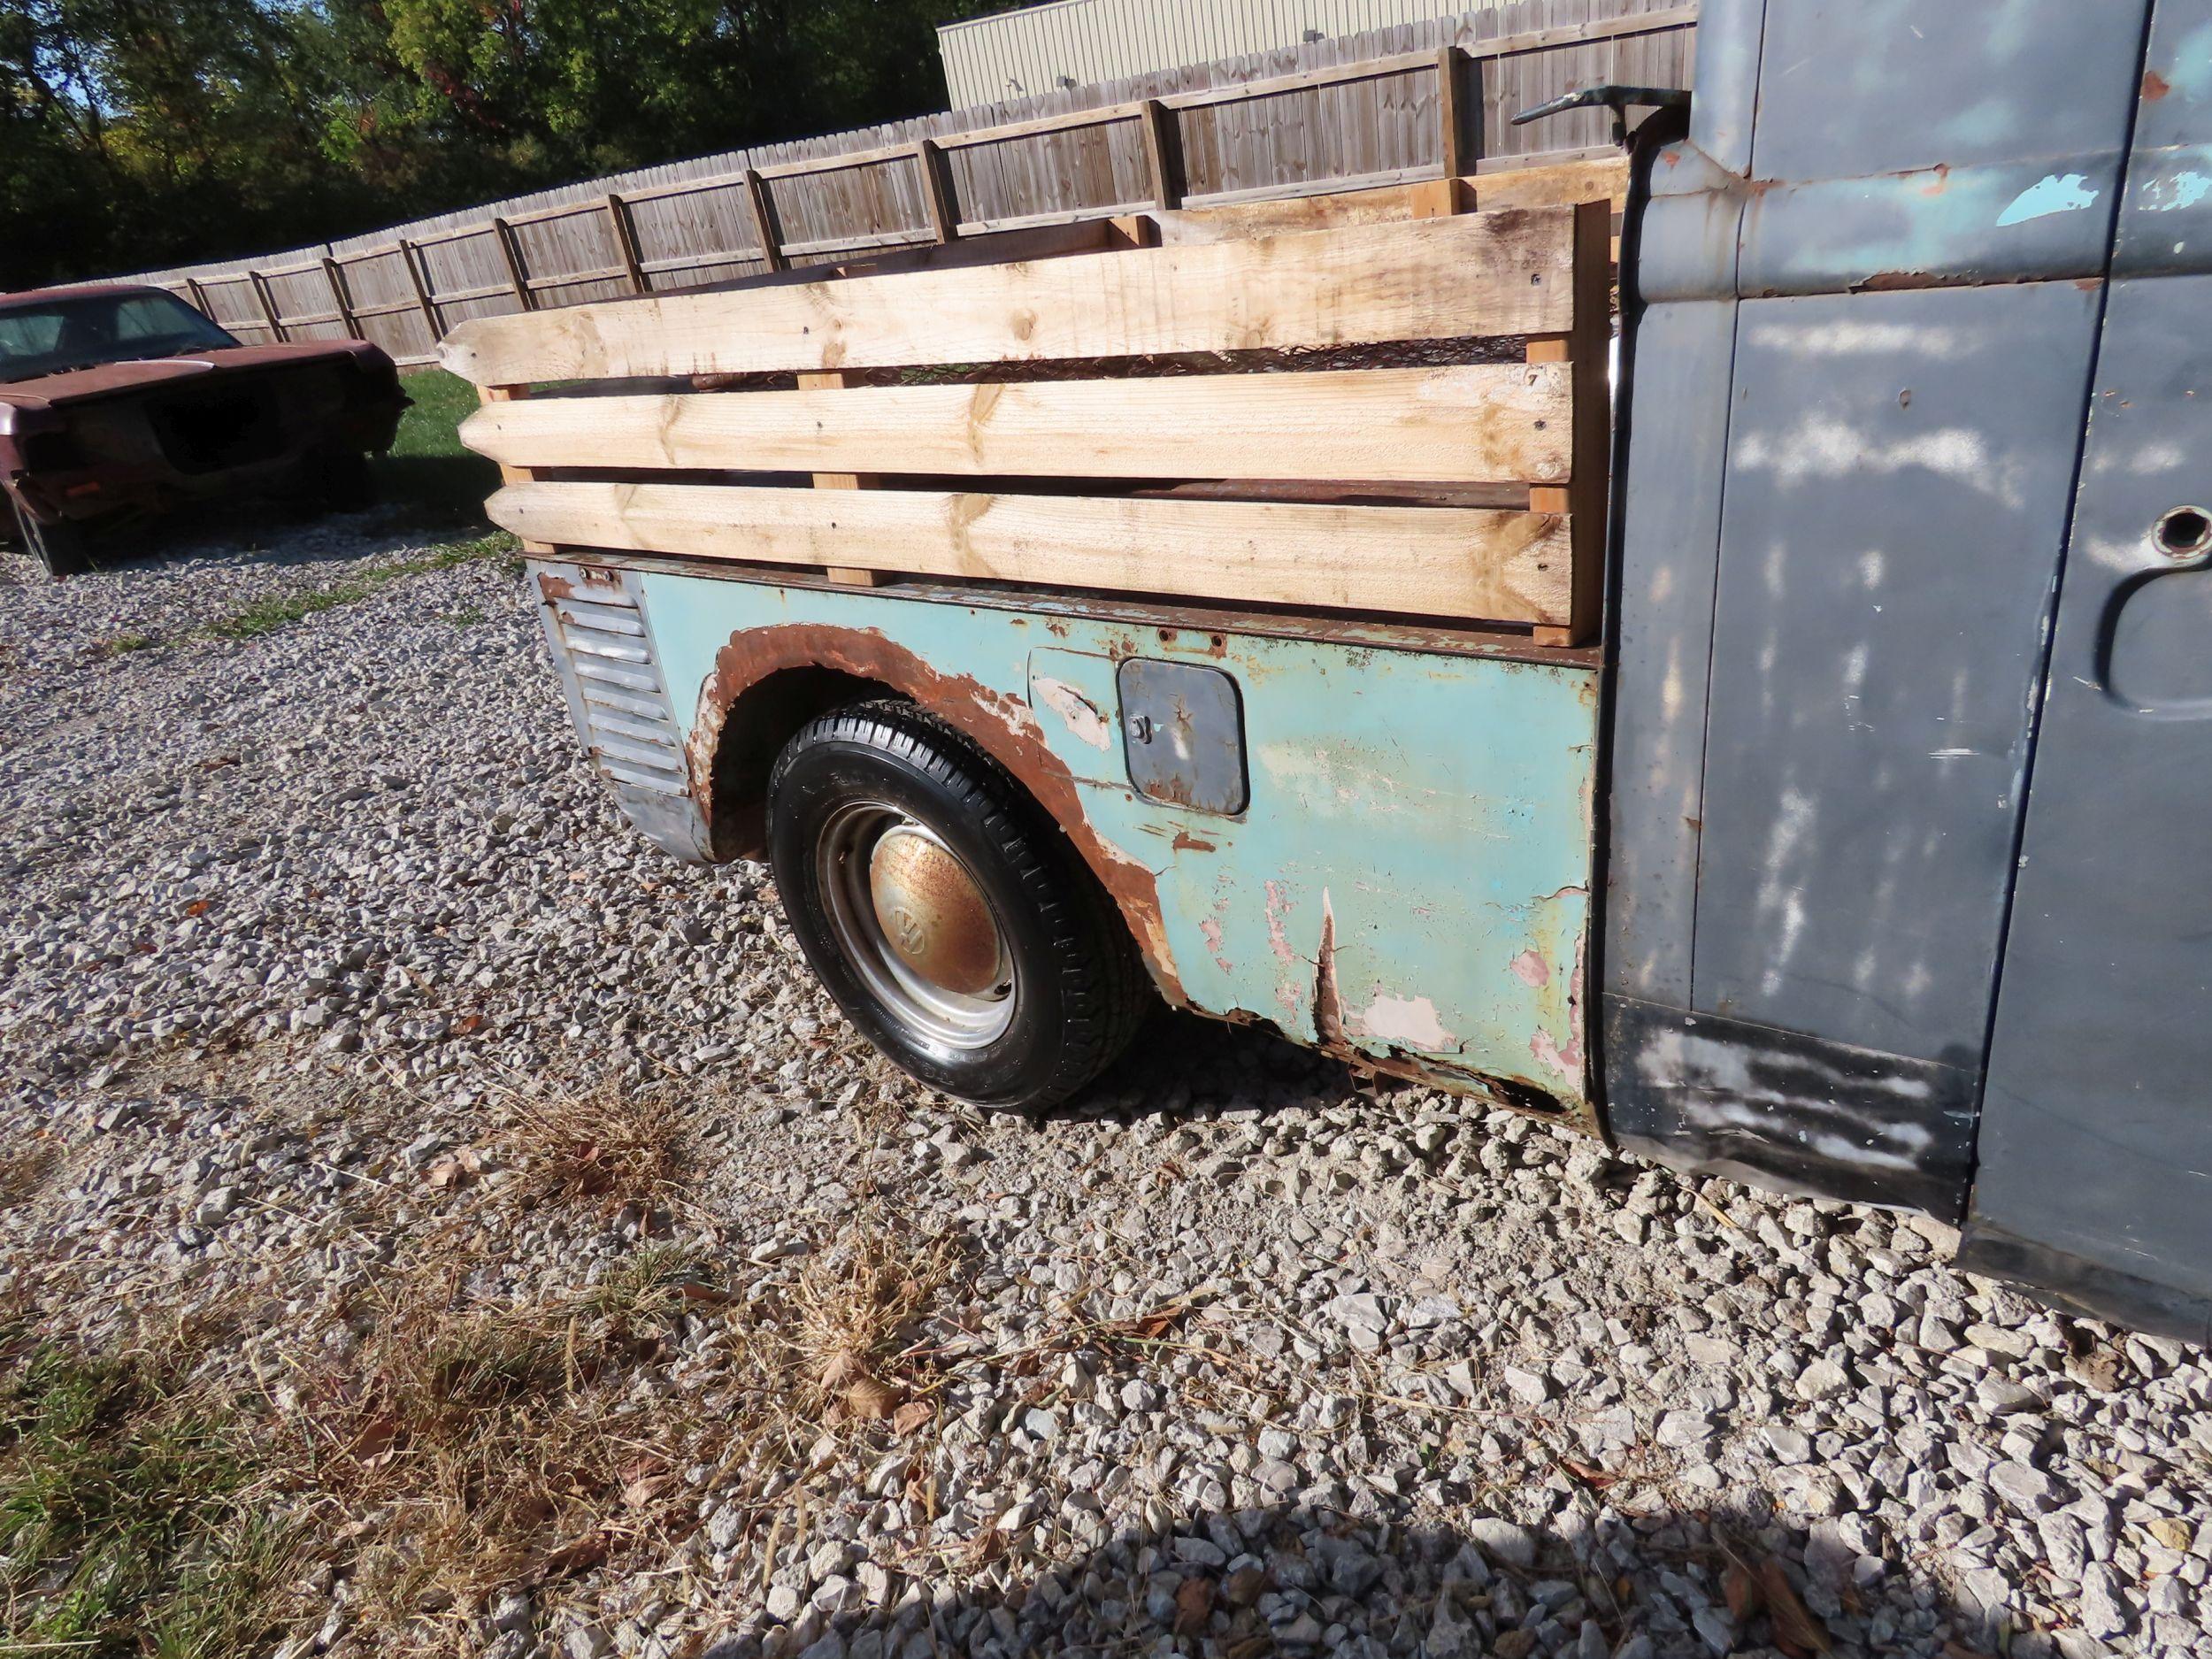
[322,257,361,340]
[1527,197,1612,649]
[481,385,555,556]
[491,217,534,311]
[797,370,884,587]
[400,238,442,347]
[249,270,286,343]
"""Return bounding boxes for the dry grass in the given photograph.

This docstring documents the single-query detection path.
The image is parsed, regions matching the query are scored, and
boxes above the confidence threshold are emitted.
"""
[0,1137,62,1210]
[493,1076,693,1211]
[287,1241,719,1647]
[789,1210,964,1426]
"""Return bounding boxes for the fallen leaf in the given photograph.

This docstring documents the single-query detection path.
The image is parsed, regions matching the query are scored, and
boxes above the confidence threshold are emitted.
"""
[846,1377,898,1420]
[1172,1574,1215,1636]
[1562,1457,1619,1491]
[622,1473,674,1509]
[892,1400,934,1436]
[1723,1562,1764,1621]
[820,1350,867,1391]
[347,1416,402,1464]
[677,1281,736,1306]
[453,1013,486,1035]
[182,899,212,918]
[1760,1559,1832,1655]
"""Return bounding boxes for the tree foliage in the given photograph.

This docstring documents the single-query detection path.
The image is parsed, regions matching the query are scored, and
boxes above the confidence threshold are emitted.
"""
[2,0,1002,288]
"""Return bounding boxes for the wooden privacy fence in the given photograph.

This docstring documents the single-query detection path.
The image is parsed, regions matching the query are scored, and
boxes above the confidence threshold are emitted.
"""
[448,180,1613,644]
[137,1,1691,368]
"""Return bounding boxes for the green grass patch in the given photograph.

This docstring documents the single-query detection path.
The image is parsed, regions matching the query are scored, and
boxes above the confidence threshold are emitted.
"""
[0,1337,293,1657]
[96,633,159,657]
[377,367,503,526]
[204,530,518,641]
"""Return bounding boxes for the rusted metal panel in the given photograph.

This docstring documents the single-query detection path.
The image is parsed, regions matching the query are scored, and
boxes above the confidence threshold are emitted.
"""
[589,574,1600,1121]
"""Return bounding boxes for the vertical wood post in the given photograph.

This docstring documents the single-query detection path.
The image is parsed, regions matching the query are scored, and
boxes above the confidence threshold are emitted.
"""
[605,193,648,294]
[914,139,960,242]
[249,270,287,342]
[322,256,361,339]
[400,238,442,347]
[184,277,211,320]
[491,217,534,311]
[481,386,554,555]
[797,370,883,587]
[1526,197,1612,648]
[741,169,788,273]
[1139,98,1186,210]
[1437,46,1475,179]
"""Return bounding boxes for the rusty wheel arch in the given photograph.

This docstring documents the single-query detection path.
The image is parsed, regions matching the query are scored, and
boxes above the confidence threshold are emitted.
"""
[685,622,1186,1005]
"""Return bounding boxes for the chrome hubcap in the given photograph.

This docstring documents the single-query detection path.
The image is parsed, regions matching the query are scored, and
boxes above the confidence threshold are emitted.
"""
[817,802,1015,1051]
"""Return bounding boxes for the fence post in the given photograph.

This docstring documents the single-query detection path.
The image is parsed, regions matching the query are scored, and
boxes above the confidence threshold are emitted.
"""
[1437,46,1477,178]
[741,169,787,273]
[605,193,648,293]
[1140,99,1186,211]
[400,238,442,347]
[249,270,287,343]
[184,277,212,320]
[491,217,534,311]
[914,139,960,242]
[322,256,361,339]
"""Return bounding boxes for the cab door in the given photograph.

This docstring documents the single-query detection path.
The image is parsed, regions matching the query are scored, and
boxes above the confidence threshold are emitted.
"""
[1968,0,2212,1340]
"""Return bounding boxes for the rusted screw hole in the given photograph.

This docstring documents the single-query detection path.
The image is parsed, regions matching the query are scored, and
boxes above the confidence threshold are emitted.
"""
[2155,505,2211,558]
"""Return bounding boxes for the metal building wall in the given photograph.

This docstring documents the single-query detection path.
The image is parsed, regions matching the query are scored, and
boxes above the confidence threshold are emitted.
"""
[944,0,1494,105]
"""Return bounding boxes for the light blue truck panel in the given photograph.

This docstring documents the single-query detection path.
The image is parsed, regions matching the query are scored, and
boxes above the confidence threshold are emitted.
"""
[538,562,1600,1122]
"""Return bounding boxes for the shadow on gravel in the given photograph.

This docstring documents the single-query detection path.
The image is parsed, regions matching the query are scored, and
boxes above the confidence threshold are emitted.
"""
[1047,1002,1430,1130]
[712,1498,2001,1659]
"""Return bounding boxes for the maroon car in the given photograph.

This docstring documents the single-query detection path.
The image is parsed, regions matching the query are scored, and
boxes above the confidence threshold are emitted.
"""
[0,283,408,578]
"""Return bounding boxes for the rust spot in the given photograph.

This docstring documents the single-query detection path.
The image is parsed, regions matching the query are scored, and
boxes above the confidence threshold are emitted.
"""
[1850,271,1933,293]
[1171,828,1216,853]
[1917,163,1951,197]
[537,572,580,601]
[2074,277,2105,293]
[688,622,1184,1004]
[2144,68,2171,101]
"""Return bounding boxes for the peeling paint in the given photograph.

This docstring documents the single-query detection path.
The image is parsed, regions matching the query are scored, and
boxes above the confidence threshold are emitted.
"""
[1355,992,1453,1051]
[1994,173,2100,227]
[1509,949,1551,987]
[1032,675,1111,749]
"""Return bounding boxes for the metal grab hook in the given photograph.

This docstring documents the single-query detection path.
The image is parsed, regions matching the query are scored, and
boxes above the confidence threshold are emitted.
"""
[1511,84,1690,146]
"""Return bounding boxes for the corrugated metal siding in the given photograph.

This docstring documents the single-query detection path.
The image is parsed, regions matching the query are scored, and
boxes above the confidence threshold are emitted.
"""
[946,1,1507,105]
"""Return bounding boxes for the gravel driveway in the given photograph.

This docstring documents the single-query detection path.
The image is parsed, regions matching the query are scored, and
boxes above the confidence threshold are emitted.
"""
[1,517,2207,1659]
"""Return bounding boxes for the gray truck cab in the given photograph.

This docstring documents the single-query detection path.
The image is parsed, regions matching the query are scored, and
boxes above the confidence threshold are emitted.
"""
[1605,0,2212,1340]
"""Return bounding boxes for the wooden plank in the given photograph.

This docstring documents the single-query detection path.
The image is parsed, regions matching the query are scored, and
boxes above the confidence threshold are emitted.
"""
[606,194,648,293]
[442,210,1576,385]
[461,365,1573,486]
[1468,154,1630,213]
[1469,4,1699,60]
[797,370,884,587]
[1527,197,1612,648]
[741,168,787,272]
[486,480,1573,626]
[1139,99,1186,210]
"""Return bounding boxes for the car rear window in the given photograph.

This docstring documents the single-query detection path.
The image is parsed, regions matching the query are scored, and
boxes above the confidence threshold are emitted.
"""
[0,293,239,383]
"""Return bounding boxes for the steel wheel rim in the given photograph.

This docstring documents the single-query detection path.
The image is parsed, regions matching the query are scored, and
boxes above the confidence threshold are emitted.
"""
[816,799,1017,1053]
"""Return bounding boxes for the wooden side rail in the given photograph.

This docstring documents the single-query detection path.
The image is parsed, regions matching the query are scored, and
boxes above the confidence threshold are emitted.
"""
[446,198,1612,641]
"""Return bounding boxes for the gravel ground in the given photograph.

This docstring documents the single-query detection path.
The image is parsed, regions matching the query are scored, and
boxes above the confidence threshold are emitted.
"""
[2,516,2208,1659]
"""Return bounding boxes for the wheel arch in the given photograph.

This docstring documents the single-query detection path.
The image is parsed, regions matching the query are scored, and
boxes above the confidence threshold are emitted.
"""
[686,622,1186,1005]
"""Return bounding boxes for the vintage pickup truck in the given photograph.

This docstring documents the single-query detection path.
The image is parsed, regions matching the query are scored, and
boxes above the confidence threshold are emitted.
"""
[446,0,2212,1342]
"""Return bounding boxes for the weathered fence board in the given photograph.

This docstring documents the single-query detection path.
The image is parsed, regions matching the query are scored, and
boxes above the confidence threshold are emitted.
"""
[113,0,1691,368]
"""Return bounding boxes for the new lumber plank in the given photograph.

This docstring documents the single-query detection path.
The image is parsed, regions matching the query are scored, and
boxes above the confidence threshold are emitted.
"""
[459,365,1573,486]
[440,211,1576,385]
[485,480,1573,626]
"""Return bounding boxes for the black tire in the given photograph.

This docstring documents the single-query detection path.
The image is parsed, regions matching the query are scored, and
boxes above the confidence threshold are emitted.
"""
[11,497,91,580]
[767,700,1150,1110]
[302,447,379,512]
